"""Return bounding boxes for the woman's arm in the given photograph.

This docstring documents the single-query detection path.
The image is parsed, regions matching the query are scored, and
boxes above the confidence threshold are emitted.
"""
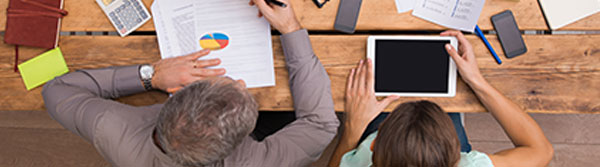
[328,59,399,167]
[442,30,553,167]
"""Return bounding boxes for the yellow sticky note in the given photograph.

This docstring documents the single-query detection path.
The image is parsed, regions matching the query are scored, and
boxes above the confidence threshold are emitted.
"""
[18,47,69,90]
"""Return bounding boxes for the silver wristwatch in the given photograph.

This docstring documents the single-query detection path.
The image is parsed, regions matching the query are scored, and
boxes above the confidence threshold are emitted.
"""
[139,64,155,90]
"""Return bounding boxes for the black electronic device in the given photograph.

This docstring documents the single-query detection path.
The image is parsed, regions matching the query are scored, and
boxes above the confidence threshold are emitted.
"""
[333,0,362,33]
[491,10,527,58]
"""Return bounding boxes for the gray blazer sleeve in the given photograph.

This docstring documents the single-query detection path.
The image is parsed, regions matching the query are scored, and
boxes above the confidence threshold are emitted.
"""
[42,65,146,142]
[242,29,340,167]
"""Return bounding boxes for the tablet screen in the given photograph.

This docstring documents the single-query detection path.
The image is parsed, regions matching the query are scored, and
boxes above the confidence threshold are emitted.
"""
[375,40,450,93]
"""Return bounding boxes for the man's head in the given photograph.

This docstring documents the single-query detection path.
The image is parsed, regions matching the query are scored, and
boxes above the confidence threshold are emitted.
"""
[372,100,460,167]
[156,77,258,167]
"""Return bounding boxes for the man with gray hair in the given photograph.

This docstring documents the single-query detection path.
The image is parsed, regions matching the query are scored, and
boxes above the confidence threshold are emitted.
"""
[42,0,339,166]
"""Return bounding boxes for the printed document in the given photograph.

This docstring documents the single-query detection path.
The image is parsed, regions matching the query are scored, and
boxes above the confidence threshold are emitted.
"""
[152,0,275,88]
[395,0,416,13]
[412,0,485,32]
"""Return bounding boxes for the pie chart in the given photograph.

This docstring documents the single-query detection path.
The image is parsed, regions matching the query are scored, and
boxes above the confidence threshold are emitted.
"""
[199,32,229,51]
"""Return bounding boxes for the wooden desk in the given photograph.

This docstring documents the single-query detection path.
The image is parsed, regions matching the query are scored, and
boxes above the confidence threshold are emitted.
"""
[0,0,598,31]
[1,34,599,113]
[0,1,599,166]
[0,0,599,113]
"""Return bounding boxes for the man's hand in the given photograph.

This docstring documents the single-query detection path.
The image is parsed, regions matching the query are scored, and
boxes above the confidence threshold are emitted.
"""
[441,30,485,86]
[249,0,302,34]
[151,50,226,93]
[345,59,399,128]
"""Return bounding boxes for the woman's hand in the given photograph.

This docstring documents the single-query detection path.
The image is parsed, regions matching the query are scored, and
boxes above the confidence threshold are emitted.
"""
[151,50,226,93]
[345,59,399,127]
[441,30,485,86]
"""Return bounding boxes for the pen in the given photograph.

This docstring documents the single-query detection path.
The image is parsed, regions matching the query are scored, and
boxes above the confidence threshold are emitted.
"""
[475,25,502,64]
[265,0,287,7]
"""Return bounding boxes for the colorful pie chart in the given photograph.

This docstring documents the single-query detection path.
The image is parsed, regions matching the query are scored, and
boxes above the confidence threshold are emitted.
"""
[199,33,229,51]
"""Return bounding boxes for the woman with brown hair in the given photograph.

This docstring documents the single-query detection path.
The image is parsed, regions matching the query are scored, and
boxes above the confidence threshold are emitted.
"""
[328,30,554,167]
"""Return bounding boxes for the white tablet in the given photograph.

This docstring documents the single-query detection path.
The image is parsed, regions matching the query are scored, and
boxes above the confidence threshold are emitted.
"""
[367,36,458,97]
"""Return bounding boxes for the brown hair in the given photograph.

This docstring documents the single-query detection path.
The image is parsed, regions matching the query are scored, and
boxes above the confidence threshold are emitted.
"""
[372,100,460,167]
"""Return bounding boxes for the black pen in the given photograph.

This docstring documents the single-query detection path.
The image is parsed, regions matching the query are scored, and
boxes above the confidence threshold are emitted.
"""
[265,0,287,7]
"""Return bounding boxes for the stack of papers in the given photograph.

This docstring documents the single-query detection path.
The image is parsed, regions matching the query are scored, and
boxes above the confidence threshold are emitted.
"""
[152,0,275,88]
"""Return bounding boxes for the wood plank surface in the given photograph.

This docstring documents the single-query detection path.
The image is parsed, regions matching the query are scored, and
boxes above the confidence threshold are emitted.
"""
[1,0,596,31]
[1,34,598,113]
[3,111,600,167]
[0,127,110,166]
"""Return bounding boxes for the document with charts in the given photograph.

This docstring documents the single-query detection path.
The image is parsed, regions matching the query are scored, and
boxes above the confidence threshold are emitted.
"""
[412,0,485,32]
[152,0,275,88]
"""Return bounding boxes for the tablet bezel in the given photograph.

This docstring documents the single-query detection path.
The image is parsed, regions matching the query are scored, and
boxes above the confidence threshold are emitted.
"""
[367,36,458,97]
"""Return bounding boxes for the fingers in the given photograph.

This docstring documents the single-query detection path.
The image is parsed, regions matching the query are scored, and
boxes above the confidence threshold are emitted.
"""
[445,44,463,64]
[346,68,356,96]
[252,0,274,14]
[358,59,369,92]
[183,49,210,61]
[355,59,365,94]
[191,68,226,77]
[366,58,375,92]
[193,58,221,68]
[440,30,472,49]
[166,86,183,94]
[440,30,462,36]
[378,95,400,110]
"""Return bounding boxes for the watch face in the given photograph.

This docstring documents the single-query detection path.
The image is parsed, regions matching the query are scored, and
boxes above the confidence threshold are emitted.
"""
[140,65,154,79]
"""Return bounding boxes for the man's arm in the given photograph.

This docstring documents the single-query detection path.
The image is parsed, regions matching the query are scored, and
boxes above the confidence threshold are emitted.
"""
[42,65,146,142]
[442,30,553,167]
[248,29,340,166]
[42,50,224,142]
[245,0,340,165]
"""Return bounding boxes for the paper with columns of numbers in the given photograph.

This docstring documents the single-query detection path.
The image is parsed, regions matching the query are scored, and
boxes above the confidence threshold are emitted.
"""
[412,0,485,32]
[152,0,275,88]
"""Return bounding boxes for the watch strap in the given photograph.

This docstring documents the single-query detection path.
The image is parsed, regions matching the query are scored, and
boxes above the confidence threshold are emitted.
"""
[142,78,153,91]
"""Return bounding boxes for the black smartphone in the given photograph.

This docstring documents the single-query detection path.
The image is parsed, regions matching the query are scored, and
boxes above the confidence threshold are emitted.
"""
[334,0,363,34]
[491,10,527,58]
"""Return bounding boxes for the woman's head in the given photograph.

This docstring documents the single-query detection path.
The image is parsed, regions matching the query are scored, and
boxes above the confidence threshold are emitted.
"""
[372,100,460,167]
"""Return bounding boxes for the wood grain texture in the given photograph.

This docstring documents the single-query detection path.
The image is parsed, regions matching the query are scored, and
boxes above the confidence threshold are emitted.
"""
[470,141,600,167]
[2,111,600,167]
[1,34,599,113]
[465,113,600,144]
[1,0,596,31]
[0,127,109,167]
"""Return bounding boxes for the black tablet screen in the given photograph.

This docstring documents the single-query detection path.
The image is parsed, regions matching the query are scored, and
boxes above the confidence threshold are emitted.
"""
[375,39,450,93]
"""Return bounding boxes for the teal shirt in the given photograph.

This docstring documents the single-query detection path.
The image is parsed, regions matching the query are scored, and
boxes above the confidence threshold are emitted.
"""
[340,132,494,167]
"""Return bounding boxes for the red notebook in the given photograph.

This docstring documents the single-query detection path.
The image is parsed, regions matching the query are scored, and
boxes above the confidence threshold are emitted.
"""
[4,0,67,71]
[4,0,67,48]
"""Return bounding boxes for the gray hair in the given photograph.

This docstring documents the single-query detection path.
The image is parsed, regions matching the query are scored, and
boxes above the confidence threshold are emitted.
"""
[156,79,258,167]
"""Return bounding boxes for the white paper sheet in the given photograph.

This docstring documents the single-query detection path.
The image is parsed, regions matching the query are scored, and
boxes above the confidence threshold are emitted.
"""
[412,0,485,32]
[152,0,275,88]
[539,0,600,30]
[395,0,416,13]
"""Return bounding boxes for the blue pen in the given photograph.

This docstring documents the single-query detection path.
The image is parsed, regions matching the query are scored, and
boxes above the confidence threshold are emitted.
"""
[475,25,502,64]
